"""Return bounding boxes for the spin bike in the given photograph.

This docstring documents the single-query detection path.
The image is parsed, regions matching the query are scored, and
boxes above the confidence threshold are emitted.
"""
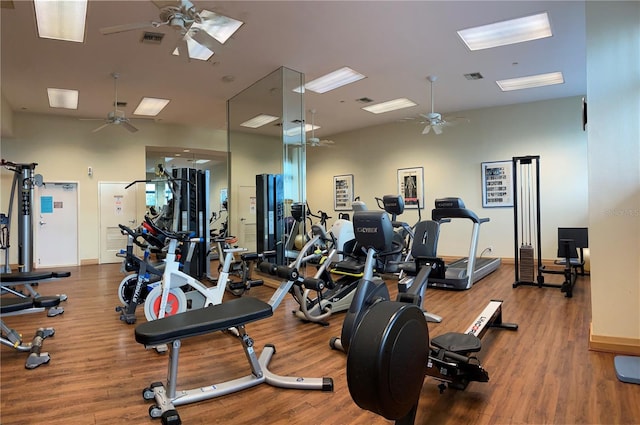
[338,211,518,425]
[142,218,246,321]
[114,223,166,324]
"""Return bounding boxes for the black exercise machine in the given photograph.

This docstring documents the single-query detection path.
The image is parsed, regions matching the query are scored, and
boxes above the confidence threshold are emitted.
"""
[331,211,517,424]
[512,155,588,298]
[428,197,501,290]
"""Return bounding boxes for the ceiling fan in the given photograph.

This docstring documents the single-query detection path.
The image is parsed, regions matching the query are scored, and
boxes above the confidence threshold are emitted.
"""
[81,73,138,133]
[307,109,335,147]
[99,0,243,59]
[420,75,467,135]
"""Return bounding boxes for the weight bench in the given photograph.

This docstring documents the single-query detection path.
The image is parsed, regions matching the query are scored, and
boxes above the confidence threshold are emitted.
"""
[1,271,71,315]
[1,296,59,369]
[135,296,333,425]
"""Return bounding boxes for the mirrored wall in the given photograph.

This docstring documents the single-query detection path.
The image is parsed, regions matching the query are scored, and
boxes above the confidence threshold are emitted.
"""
[227,67,306,251]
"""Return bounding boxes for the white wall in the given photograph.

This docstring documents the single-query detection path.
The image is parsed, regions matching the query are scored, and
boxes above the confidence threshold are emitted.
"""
[0,112,227,264]
[307,96,588,261]
[586,2,640,344]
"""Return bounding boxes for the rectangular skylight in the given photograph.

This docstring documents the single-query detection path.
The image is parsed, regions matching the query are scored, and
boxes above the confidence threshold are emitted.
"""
[47,88,78,109]
[304,67,366,94]
[193,10,244,44]
[457,12,552,51]
[34,0,87,43]
[496,72,564,91]
[240,114,280,128]
[134,97,170,116]
[362,98,417,114]
[195,159,210,165]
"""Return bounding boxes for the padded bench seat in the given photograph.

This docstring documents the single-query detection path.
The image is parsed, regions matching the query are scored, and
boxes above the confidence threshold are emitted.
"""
[1,296,61,314]
[135,296,273,346]
[1,271,71,283]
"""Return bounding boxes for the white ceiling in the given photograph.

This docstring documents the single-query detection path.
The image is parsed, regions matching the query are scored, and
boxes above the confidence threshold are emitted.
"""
[0,1,586,140]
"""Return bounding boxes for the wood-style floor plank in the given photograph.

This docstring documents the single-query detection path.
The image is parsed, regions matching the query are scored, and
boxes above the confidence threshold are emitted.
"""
[1,262,639,425]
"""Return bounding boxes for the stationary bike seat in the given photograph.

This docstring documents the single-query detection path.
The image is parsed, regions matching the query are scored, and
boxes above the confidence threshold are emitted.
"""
[347,301,428,420]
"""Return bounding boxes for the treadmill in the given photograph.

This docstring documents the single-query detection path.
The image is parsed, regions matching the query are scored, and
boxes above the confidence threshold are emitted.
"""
[428,197,500,290]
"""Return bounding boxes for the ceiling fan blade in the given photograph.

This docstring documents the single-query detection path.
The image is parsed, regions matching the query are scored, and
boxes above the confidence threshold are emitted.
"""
[188,27,219,52]
[433,125,443,135]
[122,121,139,133]
[100,21,157,35]
[195,10,244,44]
[92,123,110,133]
[422,125,431,135]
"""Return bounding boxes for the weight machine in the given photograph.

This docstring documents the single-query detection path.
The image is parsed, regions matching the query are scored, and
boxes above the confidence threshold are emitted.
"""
[1,160,44,273]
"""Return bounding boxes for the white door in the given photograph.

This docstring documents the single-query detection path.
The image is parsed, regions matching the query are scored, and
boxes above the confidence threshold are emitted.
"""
[99,182,138,264]
[35,182,79,268]
[238,185,256,251]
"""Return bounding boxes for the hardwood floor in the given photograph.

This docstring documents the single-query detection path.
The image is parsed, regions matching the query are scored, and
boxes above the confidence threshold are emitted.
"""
[1,262,639,425]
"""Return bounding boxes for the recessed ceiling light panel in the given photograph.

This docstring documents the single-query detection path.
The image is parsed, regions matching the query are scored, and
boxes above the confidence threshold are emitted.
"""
[134,98,170,116]
[304,67,366,94]
[240,114,280,128]
[47,88,78,109]
[496,71,564,91]
[458,12,552,51]
[34,0,87,43]
[362,98,417,114]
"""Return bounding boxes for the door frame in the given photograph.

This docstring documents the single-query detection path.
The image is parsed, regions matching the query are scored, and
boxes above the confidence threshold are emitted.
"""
[34,181,80,268]
[98,181,140,264]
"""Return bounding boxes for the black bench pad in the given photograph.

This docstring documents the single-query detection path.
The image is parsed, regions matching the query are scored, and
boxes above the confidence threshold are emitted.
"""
[1,271,71,283]
[0,296,61,314]
[135,297,273,346]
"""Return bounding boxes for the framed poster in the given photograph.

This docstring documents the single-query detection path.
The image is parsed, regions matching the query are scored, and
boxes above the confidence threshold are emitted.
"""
[397,167,424,209]
[481,160,513,207]
[333,174,354,211]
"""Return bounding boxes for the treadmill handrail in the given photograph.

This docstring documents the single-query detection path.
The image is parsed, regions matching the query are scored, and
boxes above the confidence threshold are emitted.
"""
[432,207,489,224]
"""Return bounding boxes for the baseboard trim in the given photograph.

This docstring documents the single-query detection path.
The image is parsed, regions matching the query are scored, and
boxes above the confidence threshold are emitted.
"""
[81,258,99,266]
[589,323,640,355]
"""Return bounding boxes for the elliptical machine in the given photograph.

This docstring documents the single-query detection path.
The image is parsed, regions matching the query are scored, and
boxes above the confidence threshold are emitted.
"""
[334,210,518,424]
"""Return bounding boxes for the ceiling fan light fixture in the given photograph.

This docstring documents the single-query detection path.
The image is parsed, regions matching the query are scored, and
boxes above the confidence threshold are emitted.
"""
[47,88,78,109]
[240,114,280,128]
[362,98,417,114]
[34,0,87,43]
[134,97,170,116]
[496,71,564,91]
[457,12,552,51]
[193,10,243,44]
[304,67,366,94]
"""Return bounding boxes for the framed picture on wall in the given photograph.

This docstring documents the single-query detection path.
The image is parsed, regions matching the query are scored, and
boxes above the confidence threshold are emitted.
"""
[481,160,513,208]
[333,174,354,211]
[397,167,424,209]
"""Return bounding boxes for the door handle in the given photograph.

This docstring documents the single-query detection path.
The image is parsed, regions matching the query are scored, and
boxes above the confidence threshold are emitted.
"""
[240,217,246,222]
[39,220,46,226]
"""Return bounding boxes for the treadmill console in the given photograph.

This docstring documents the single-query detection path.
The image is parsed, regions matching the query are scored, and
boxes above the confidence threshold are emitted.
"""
[435,197,465,209]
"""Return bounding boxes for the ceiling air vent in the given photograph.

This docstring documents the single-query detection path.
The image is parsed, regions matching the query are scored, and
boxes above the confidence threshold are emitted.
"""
[464,72,484,80]
[115,101,127,108]
[356,97,374,103]
[141,32,165,44]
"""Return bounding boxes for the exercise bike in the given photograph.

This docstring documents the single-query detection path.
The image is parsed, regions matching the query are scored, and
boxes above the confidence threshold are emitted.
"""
[337,210,518,424]
[114,223,166,324]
